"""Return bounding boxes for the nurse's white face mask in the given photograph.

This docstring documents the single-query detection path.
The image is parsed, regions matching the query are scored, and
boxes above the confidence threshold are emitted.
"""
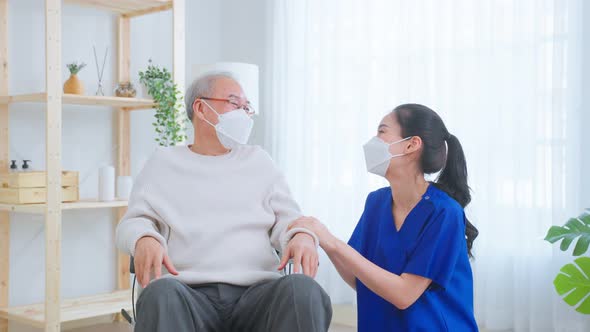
[363,136,412,177]
[201,99,254,149]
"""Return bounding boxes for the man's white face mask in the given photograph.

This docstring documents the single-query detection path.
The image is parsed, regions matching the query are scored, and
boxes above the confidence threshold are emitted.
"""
[201,99,254,149]
[363,136,411,177]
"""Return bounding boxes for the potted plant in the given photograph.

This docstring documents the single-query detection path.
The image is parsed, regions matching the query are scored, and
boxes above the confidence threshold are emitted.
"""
[139,60,187,147]
[64,62,86,95]
[544,210,590,314]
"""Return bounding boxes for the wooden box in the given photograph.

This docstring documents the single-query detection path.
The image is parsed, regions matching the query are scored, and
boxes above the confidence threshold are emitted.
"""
[0,171,79,188]
[0,186,79,204]
[0,171,80,204]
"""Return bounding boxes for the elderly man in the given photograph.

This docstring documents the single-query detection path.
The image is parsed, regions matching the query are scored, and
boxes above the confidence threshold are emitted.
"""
[115,72,332,332]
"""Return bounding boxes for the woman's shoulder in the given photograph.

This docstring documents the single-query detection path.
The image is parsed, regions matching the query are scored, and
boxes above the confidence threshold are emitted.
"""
[427,185,465,229]
[366,187,391,204]
[429,185,462,209]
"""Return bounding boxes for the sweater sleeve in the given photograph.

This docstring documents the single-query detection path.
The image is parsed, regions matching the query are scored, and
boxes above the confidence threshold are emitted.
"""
[267,173,318,253]
[115,153,168,257]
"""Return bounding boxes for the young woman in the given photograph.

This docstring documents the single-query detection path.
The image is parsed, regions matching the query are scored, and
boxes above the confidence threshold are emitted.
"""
[288,104,479,331]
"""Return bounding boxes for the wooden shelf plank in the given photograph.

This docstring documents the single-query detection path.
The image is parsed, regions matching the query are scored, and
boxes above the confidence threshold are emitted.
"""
[0,200,128,214]
[62,199,128,210]
[0,93,46,103]
[0,203,44,214]
[0,290,132,328]
[64,0,172,16]
[123,3,173,18]
[62,94,154,108]
[0,93,154,109]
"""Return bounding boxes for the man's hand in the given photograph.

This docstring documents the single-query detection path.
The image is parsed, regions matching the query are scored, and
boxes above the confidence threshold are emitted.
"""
[278,233,319,278]
[134,236,179,288]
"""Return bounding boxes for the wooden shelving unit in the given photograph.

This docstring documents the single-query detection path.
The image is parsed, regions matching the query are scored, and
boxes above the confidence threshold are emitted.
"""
[0,0,185,331]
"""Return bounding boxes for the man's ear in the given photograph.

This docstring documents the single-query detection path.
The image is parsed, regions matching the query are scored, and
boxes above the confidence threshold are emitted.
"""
[193,98,206,121]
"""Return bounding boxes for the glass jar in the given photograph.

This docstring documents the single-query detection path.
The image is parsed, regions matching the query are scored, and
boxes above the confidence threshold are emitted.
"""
[115,82,137,98]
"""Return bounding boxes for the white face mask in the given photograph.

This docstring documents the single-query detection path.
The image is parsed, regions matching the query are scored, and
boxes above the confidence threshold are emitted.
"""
[363,136,411,177]
[202,100,254,149]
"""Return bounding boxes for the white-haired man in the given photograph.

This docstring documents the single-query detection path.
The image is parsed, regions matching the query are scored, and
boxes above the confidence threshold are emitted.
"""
[116,72,332,331]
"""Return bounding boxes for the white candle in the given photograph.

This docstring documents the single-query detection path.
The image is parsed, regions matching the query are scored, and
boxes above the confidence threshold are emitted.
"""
[98,166,115,201]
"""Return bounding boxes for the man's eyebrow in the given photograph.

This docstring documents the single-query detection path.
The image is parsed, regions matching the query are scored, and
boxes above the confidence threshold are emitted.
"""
[228,94,251,104]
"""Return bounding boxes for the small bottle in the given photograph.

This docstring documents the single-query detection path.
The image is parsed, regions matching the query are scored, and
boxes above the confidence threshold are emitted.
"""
[22,160,31,172]
[10,160,18,172]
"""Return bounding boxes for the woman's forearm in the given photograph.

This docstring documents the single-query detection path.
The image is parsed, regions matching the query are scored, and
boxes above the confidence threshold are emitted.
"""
[322,238,430,309]
[325,247,356,289]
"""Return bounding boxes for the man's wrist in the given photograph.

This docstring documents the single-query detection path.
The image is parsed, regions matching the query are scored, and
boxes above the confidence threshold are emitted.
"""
[293,232,314,242]
[281,227,320,249]
[133,234,165,256]
[136,235,156,246]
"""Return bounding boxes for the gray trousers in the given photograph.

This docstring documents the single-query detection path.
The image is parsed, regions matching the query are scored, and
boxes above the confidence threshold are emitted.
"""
[135,274,332,332]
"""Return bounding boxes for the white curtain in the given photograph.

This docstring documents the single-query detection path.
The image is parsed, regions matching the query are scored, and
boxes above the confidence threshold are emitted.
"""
[265,0,586,331]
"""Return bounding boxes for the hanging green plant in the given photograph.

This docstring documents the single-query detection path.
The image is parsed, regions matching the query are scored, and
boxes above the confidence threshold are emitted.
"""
[545,211,590,314]
[139,60,188,147]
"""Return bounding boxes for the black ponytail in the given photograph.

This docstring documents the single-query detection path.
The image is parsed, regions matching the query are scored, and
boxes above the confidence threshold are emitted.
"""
[435,134,479,257]
[436,134,469,206]
[393,104,479,257]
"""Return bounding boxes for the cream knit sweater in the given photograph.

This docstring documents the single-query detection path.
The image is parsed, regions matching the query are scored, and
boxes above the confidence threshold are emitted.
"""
[115,145,315,286]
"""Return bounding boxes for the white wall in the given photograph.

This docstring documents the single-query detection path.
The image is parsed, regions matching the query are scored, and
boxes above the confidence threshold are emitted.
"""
[582,1,590,210]
[216,0,271,146]
[6,1,269,329]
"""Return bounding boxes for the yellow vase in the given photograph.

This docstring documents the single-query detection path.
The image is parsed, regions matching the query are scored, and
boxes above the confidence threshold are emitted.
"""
[63,74,84,95]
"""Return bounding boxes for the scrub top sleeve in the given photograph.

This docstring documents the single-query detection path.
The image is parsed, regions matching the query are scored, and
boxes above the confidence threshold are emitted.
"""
[403,208,465,290]
[348,194,373,256]
[348,215,365,254]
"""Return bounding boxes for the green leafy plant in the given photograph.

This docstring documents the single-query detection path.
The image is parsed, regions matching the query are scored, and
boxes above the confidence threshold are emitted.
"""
[545,211,590,314]
[139,60,187,147]
[66,62,86,75]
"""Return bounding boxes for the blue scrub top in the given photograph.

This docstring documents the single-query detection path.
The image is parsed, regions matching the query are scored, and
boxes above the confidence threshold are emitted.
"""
[348,184,478,331]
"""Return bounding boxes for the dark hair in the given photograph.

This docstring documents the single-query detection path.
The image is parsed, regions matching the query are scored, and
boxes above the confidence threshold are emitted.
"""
[393,103,479,257]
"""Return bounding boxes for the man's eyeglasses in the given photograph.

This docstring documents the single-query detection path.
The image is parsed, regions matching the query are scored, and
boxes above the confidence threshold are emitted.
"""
[199,97,255,115]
